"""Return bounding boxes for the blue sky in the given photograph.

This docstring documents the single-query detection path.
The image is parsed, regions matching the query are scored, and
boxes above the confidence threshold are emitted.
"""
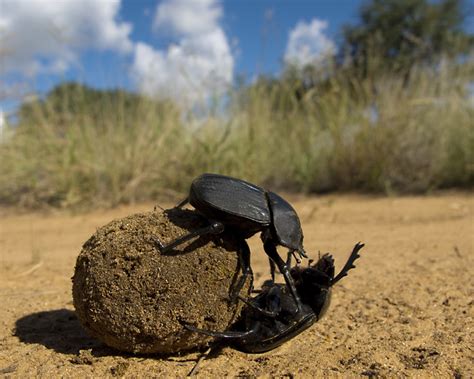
[1,0,472,114]
[0,0,366,114]
[224,1,361,74]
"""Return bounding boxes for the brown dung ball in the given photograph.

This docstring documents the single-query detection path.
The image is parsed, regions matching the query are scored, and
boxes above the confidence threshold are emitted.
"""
[72,208,250,354]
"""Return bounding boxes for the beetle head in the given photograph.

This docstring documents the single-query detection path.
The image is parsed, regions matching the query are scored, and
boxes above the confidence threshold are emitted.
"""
[291,254,335,318]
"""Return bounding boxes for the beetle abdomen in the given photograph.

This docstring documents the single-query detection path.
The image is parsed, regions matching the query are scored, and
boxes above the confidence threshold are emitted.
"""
[190,174,271,232]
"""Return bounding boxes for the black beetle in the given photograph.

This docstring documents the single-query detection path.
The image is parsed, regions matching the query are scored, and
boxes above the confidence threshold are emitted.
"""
[155,173,308,309]
[185,242,364,354]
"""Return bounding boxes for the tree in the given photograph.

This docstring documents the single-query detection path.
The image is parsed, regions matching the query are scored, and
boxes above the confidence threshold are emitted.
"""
[341,0,473,75]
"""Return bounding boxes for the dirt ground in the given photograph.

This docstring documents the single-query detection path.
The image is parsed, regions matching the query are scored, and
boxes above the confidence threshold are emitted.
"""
[0,193,472,378]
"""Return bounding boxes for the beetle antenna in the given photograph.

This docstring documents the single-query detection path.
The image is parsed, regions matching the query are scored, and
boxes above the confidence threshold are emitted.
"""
[331,242,364,286]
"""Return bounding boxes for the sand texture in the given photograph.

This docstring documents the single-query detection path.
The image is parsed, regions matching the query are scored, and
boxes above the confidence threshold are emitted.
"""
[0,194,472,377]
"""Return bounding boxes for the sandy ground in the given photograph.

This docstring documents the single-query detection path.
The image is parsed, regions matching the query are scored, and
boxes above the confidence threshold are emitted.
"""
[0,193,472,378]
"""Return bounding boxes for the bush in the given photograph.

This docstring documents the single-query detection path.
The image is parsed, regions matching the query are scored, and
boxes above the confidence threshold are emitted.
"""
[0,57,472,209]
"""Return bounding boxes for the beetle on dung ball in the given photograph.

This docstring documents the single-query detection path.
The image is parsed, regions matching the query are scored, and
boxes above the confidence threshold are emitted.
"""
[154,173,309,311]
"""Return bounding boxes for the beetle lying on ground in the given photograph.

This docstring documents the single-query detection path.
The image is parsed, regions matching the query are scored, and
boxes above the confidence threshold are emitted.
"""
[185,242,364,354]
[155,173,308,310]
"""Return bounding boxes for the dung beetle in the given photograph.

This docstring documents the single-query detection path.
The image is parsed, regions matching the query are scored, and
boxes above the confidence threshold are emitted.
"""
[155,173,308,310]
[185,242,364,354]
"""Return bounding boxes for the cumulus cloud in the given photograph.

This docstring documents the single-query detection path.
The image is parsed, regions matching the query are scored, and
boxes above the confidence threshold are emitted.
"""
[153,0,222,36]
[0,0,132,76]
[131,0,233,106]
[284,19,335,68]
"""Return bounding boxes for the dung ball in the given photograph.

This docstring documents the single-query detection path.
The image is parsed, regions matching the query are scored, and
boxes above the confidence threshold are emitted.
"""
[72,208,250,354]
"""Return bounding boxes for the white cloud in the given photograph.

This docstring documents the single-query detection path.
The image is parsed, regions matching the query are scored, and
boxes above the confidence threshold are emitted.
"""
[284,19,335,68]
[153,0,221,36]
[0,107,6,142]
[0,0,132,76]
[131,0,233,106]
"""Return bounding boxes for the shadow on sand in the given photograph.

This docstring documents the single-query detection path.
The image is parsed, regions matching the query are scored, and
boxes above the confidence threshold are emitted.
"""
[14,309,203,364]
[14,309,117,357]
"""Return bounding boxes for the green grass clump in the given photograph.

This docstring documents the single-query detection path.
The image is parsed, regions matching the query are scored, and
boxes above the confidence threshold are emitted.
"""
[0,58,472,209]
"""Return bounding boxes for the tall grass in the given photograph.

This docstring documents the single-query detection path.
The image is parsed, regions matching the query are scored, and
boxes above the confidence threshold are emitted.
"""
[0,57,472,209]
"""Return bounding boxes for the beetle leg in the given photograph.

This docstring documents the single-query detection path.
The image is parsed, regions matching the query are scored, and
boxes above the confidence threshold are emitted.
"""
[230,240,254,303]
[286,251,292,267]
[237,295,279,318]
[184,323,259,340]
[331,242,364,286]
[269,258,276,282]
[263,240,303,312]
[154,221,224,253]
[239,284,283,318]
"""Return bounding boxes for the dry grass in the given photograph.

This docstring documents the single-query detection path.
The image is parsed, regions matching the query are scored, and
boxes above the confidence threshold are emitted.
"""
[0,57,472,209]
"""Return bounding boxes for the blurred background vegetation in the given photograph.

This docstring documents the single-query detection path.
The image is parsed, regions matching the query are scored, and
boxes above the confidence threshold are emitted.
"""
[1,0,473,209]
